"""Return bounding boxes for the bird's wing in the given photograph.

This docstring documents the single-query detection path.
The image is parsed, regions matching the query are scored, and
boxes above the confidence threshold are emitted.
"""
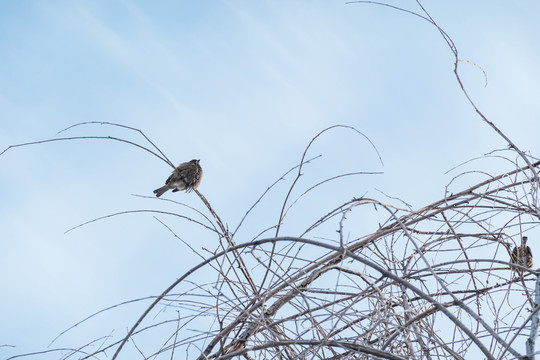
[165,173,174,185]
[178,162,195,179]
[511,247,518,262]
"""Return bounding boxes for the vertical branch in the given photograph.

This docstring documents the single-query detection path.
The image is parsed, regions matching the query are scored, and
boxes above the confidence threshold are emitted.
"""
[526,274,540,360]
[195,190,258,294]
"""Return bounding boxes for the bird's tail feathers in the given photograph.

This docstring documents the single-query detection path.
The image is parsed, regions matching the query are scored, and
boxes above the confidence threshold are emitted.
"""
[153,186,169,197]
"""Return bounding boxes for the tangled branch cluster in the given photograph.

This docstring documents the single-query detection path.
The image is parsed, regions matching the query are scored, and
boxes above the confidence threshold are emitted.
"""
[114,155,538,360]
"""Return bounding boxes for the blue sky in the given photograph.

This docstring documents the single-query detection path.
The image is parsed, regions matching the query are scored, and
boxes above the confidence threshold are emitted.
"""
[1,1,540,359]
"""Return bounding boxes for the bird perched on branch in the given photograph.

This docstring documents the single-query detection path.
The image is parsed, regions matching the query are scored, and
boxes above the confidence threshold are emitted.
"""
[509,236,533,271]
[153,159,203,197]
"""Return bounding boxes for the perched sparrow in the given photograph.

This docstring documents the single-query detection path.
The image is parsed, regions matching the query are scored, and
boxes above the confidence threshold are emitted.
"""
[153,159,203,197]
[509,236,533,271]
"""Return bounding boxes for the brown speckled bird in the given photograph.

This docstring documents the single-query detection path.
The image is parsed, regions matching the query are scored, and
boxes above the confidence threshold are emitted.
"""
[510,236,533,271]
[153,159,203,197]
